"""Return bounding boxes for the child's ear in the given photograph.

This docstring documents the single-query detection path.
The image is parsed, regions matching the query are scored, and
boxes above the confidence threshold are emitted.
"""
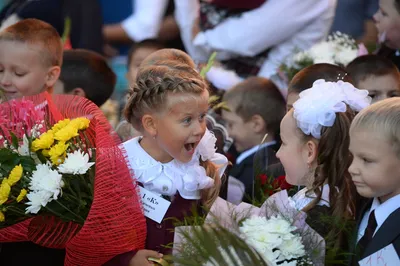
[142,114,158,137]
[45,66,61,88]
[250,114,266,134]
[305,139,318,165]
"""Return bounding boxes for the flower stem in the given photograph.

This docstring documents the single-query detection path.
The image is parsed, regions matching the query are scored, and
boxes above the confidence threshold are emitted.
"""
[46,201,85,224]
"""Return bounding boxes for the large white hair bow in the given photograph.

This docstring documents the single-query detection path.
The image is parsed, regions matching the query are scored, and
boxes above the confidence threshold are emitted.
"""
[293,79,371,139]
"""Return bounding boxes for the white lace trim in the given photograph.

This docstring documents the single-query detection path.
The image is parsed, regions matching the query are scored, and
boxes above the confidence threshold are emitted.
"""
[122,130,228,200]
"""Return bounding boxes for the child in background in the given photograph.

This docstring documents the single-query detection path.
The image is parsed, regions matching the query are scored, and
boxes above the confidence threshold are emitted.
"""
[346,55,400,103]
[116,40,164,141]
[122,49,228,261]
[277,79,370,262]
[0,18,143,266]
[54,49,119,127]
[287,63,352,111]
[54,49,116,107]
[0,18,62,101]
[222,77,286,203]
[125,39,164,86]
[348,98,400,265]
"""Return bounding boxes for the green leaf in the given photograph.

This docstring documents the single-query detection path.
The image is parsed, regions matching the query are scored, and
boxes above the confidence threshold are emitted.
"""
[0,149,17,162]
[200,52,217,78]
[10,132,19,150]
[17,156,36,172]
[35,151,48,164]
[62,17,71,44]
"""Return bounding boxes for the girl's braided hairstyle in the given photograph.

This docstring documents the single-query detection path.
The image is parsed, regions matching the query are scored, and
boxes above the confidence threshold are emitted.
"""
[124,49,221,209]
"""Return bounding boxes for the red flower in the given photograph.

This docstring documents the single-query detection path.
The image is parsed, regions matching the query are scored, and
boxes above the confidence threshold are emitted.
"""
[273,175,292,190]
[258,174,268,186]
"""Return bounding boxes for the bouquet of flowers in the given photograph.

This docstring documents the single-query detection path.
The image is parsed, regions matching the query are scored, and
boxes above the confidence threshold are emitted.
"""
[0,92,146,265]
[173,190,325,266]
[280,32,368,81]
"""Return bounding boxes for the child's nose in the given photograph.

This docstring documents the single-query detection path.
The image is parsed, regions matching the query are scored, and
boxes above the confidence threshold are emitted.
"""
[348,160,358,176]
[373,12,379,23]
[0,73,11,87]
[193,121,206,137]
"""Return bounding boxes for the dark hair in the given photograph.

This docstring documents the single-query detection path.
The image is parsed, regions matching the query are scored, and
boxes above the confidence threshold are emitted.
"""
[223,77,285,140]
[289,64,352,94]
[127,39,164,69]
[59,49,116,106]
[301,106,357,248]
[0,18,63,67]
[395,0,400,13]
[346,55,400,85]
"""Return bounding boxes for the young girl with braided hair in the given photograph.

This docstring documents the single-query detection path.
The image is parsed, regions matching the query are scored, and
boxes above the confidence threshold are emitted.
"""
[122,49,228,265]
[276,79,371,260]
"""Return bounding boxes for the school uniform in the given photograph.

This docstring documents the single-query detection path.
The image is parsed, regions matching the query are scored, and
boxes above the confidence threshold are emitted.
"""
[228,141,280,203]
[122,133,228,253]
[349,195,400,265]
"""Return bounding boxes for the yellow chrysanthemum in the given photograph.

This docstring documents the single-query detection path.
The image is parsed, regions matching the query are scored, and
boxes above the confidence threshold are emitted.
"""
[49,142,69,165]
[7,164,23,186]
[51,119,71,133]
[42,149,50,157]
[16,189,28,202]
[32,130,54,151]
[70,118,90,131]
[0,179,11,205]
[0,211,4,222]
[54,125,79,142]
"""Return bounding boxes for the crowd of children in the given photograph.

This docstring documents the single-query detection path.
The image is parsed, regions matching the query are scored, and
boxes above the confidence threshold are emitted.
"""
[1,2,400,263]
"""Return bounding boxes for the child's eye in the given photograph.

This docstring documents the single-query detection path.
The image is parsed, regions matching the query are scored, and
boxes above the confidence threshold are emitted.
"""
[15,72,25,77]
[390,91,400,97]
[199,113,206,121]
[182,117,192,125]
[362,157,373,164]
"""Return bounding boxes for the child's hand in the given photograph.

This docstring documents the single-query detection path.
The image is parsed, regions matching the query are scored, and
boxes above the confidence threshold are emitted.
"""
[129,250,163,266]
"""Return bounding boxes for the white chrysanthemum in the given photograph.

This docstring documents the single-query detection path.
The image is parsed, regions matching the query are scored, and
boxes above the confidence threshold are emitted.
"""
[279,236,306,261]
[239,216,305,265]
[58,150,95,175]
[25,190,53,214]
[267,215,296,236]
[29,163,64,200]
[335,47,358,66]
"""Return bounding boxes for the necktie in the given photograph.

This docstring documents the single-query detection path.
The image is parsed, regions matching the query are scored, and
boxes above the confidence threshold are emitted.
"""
[356,210,377,258]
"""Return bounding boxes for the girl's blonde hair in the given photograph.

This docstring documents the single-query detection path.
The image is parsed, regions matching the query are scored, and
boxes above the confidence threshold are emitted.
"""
[350,97,400,158]
[124,49,221,208]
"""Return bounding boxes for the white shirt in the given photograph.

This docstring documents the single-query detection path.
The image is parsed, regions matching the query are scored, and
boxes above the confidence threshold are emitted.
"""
[357,195,400,242]
[175,0,337,92]
[236,141,276,165]
[290,183,332,211]
[122,131,228,200]
[121,0,169,42]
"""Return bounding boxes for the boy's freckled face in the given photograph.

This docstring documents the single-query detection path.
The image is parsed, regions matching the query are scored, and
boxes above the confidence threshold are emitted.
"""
[0,40,50,100]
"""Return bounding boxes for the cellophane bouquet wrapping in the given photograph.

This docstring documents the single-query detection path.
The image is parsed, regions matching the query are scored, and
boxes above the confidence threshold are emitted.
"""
[0,92,146,265]
[173,190,325,266]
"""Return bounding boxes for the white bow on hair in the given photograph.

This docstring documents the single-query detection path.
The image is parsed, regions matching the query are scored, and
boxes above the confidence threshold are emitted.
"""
[293,79,371,139]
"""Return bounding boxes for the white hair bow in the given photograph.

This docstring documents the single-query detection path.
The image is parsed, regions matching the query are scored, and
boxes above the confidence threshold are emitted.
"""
[293,79,371,139]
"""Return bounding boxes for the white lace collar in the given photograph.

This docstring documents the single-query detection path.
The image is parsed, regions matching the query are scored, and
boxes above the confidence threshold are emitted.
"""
[122,130,228,200]
[289,184,331,211]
